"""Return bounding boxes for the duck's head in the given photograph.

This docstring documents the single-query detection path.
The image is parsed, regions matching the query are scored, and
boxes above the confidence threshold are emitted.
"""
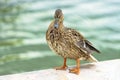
[54,9,64,28]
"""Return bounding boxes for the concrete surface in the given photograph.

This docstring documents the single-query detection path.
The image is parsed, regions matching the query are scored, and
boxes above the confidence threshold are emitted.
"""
[0,59,120,80]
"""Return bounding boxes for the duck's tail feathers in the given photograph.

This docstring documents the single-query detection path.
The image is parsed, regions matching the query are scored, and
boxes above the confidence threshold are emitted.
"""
[88,55,98,62]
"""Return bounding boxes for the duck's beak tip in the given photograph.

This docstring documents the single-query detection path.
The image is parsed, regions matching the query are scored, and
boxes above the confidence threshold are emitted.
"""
[54,23,58,28]
[54,18,59,28]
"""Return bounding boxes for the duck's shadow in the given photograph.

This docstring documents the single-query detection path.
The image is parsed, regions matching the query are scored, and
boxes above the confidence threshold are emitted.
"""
[81,64,96,69]
[69,63,96,69]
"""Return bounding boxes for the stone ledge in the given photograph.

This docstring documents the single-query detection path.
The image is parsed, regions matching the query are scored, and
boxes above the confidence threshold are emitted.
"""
[0,59,120,80]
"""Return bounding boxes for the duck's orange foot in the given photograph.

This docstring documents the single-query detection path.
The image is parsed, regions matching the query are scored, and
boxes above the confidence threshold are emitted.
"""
[69,67,80,74]
[55,65,68,70]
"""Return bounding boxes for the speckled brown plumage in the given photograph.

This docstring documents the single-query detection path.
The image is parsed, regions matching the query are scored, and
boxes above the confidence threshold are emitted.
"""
[46,9,100,74]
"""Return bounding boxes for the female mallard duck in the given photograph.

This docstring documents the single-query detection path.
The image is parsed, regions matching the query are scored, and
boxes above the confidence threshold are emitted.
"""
[46,9,100,74]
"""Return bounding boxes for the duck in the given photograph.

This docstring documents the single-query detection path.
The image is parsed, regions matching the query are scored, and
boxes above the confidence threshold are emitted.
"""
[46,9,100,74]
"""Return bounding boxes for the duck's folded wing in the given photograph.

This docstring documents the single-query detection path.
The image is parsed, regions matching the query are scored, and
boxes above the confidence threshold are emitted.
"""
[85,40,100,53]
[76,40,100,54]
[64,27,100,54]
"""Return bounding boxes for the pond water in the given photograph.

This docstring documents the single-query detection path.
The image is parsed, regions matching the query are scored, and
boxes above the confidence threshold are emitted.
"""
[0,0,120,75]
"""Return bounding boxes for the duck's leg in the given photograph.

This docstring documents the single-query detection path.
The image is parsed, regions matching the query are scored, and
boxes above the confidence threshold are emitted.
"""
[69,58,80,74]
[55,58,68,70]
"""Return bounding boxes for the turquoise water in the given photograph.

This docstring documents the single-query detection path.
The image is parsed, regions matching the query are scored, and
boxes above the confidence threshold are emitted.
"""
[0,0,120,75]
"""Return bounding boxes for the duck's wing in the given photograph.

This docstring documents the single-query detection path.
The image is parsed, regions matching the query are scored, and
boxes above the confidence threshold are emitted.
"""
[85,40,100,53]
[64,28,100,54]
[76,40,100,53]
